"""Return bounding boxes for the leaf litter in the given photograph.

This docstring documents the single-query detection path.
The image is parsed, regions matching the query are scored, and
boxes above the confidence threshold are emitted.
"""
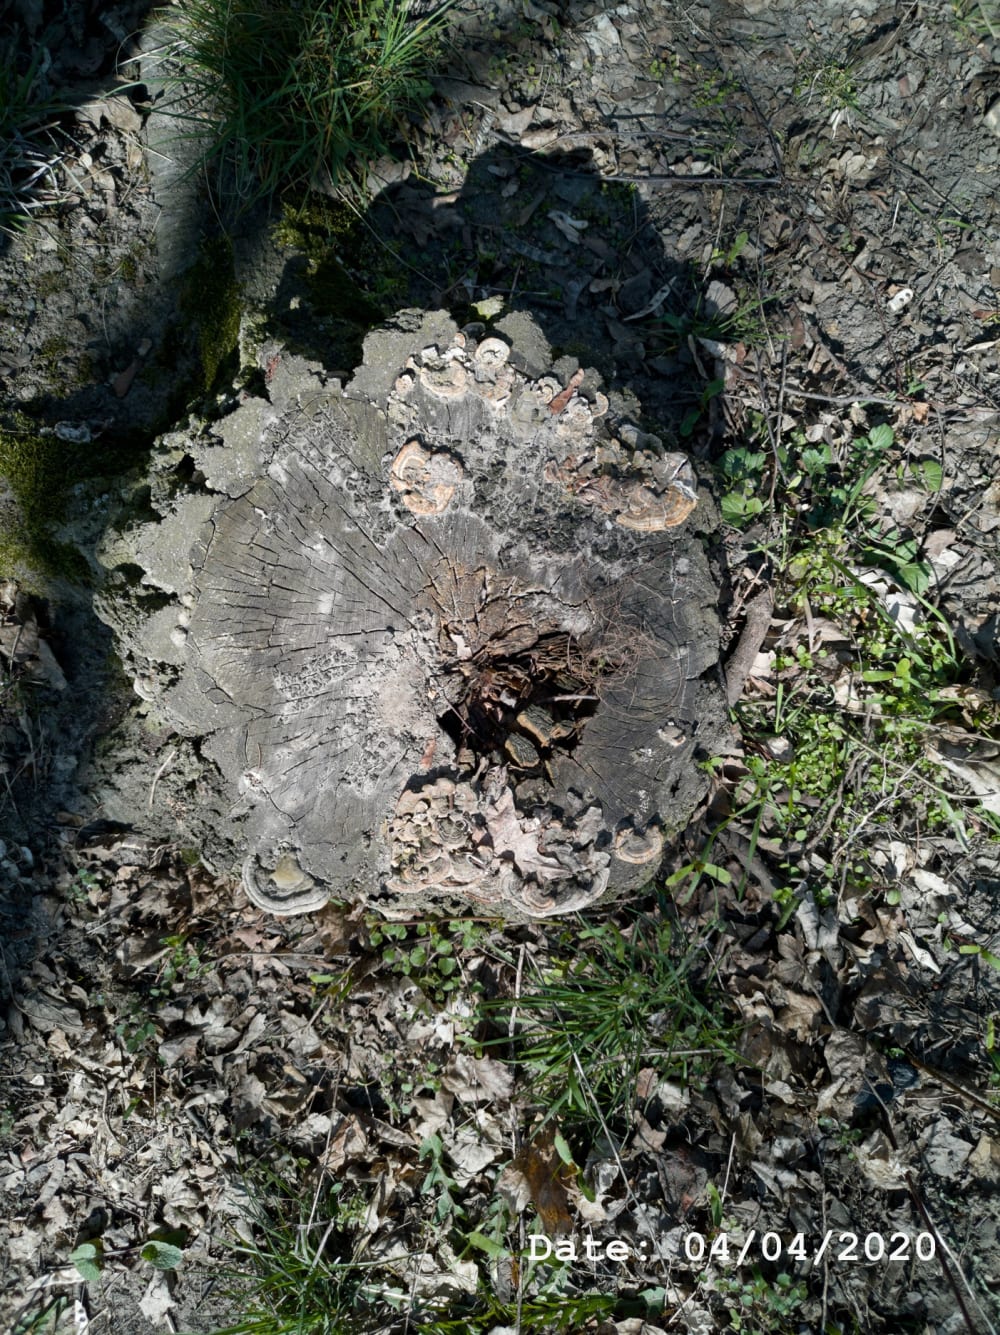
[4,0,1000,1332]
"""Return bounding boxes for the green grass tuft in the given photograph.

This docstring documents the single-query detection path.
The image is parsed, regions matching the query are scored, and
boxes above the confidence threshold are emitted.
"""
[162,0,456,208]
[205,1166,392,1335]
[0,38,70,235]
[481,912,740,1128]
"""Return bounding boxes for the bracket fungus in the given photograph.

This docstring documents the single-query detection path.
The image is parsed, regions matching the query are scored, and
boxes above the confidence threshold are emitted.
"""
[97,310,726,919]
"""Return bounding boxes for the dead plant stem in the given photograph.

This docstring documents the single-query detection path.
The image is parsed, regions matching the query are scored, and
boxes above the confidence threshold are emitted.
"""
[905,1172,993,1335]
[147,745,177,809]
[901,1050,1000,1125]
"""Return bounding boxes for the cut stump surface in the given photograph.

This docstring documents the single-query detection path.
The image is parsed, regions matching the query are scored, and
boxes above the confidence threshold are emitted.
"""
[98,311,726,919]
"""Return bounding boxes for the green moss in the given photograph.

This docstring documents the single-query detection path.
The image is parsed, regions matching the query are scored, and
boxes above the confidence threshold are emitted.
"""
[0,417,72,527]
[71,351,95,389]
[272,198,387,321]
[551,340,591,362]
[179,236,243,392]
[35,268,66,298]
[0,418,77,581]
[116,239,150,285]
[37,334,70,371]
[265,196,410,368]
[0,531,42,587]
[307,253,384,324]
[272,197,357,255]
[0,411,141,585]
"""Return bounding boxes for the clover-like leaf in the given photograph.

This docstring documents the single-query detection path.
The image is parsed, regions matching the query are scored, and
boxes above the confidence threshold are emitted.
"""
[720,492,748,525]
[70,1241,104,1283]
[141,1239,184,1271]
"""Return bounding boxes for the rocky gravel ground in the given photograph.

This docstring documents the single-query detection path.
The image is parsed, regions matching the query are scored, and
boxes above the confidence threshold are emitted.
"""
[3,1,1000,1333]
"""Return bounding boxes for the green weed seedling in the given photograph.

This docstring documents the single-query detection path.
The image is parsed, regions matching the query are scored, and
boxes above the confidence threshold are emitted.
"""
[151,934,209,999]
[115,1015,159,1055]
[710,230,751,271]
[715,1267,810,1333]
[113,934,209,1054]
[718,444,767,524]
[11,1295,73,1335]
[718,403,1000,918]
[654,292,770,356]
[796,61,858,113]
[951,0,999,42]
[691,64,742,110]
[419,1132,465,1224]
[69,1230,188,1283]
[681,376,726,438]
[718,421,897,535]
[367,916,486,1003]
[66,867,100,905]
[956,941,1000,972]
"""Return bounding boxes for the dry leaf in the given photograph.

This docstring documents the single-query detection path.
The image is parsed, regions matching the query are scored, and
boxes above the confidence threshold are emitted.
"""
[138,1271,176,1325]
[921,1122,973,1178]
[449,1113,505,1183]
[547,209,587,243]
[773,989,823,1041]
[442,1052,514,1104]
[506,1129,575,1236]
[855,1132,908,1190]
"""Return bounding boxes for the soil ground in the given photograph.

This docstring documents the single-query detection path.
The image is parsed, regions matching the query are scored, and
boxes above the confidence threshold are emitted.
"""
[3,2,1000,1333]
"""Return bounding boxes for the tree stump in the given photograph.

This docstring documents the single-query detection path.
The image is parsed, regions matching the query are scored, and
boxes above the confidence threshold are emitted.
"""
[97,311,727,919]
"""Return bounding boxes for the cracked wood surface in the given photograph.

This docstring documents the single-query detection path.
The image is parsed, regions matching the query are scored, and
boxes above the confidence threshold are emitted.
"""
[97,310,726,918]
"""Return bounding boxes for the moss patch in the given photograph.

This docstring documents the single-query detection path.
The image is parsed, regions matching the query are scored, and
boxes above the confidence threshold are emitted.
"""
[267,197,402,368]
[272,197,359,254]
[0,416,75,528]
[179,236,243,392]
[0,412,142,585]
[273,197,388,321]
[0,417,85,581]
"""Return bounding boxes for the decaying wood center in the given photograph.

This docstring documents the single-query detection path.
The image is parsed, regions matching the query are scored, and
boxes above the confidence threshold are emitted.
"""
[98,311,725,919]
